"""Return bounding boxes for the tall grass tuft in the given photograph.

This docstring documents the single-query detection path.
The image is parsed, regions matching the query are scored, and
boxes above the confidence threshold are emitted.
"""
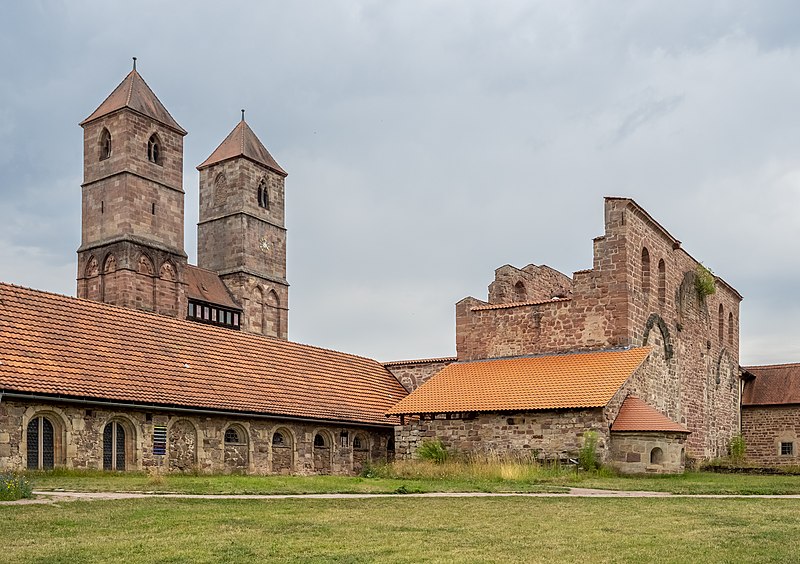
[0,473,33,501]
[416,439,449,463]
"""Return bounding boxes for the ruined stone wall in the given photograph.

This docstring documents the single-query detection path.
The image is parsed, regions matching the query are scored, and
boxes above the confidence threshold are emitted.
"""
[0,399,392,475]
[609,432,687,474]
[454,198,741,460]
[741,406,800,466]
[384,359,456,392]
[394,409,609,461]
[615,199,741,459]
[488,264,574,304]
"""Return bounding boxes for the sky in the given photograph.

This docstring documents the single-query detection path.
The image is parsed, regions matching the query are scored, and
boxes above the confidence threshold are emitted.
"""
[1,1,800,364]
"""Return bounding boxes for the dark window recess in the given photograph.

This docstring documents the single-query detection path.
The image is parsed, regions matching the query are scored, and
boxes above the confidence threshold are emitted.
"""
[153,426,167,456]
[187,299,241,330]
[224,428,240,444]
[145,413,153,423]
[100,201,104,214]
[353,436,363,450]
[781,442,794,456]
[314,434,326,448]
[340,431,349,448]
[100,128,112,161]
[104,422,126,471]
[257,179,269,209]
[151,203,156,215]
[272,432,285,446]
[27,416,54,470]
[147,134,162,165]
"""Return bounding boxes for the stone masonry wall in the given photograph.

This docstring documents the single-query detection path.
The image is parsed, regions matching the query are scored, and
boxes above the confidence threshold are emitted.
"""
[384,359,456,392]
[394,409,609,461]
[609,432,687,474]
[741,406,800,466]
[488,264,574,304]
[0,399,391,475]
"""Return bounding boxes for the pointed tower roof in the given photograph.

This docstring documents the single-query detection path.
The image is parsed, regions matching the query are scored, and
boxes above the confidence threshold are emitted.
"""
[81,68,187,135]
[197,119,287,176]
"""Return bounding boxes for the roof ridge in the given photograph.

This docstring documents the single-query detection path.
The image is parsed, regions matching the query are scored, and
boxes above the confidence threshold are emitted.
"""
[744,362,800,370]
[126,70,135,105]
[455,346,650,364]
[0,281,385,366]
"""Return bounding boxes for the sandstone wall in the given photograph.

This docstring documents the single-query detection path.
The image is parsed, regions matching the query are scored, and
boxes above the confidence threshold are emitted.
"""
[394,409,609,461]
[741,406,800,466]
[609,432,687,474]
[0,399,391,475]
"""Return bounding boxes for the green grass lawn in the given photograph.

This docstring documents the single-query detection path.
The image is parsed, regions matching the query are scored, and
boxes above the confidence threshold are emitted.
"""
[23,467,800,496]
[3,496,800,563]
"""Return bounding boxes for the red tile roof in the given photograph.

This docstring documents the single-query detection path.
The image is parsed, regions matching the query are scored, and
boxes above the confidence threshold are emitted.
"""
[382,357,457,367]
[0,283,405,426]
[185,266,240,310]
[742,363,800,406]
[471,298,571,311]
[611,396,689,433]
[197,120,286,176]
[387,347,651,415]
[80,69,187,135]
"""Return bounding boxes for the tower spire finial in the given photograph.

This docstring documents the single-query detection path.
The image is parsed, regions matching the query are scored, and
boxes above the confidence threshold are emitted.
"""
[132,57,137,71]
[241,109,245,122]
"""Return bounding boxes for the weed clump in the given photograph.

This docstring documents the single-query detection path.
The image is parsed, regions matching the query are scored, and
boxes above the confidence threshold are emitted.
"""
[416,439,449,463]
[0,473,32,501]
[578,431,599,471]
[695,264,716,297]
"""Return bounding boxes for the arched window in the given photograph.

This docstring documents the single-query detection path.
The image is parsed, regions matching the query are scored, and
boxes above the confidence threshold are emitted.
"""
[257,178,269,209]
[353,435,365,450]
[314,433,327,448]
[224,427,240,444]
[650,447,663,465]
[100,128,112,161]
[718,304,725,342]
[27,416,55,470]
[641,247,651,299]
[272,431,285,446]
[103,421,127,471]
[514,281,526,302]
[728,312,734,345]
[657,259,666,307]
[147,134,162,165]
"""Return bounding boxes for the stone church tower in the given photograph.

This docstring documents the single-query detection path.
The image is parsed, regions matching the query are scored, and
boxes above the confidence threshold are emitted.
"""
[76,62,188,317]
[196,116,289,339]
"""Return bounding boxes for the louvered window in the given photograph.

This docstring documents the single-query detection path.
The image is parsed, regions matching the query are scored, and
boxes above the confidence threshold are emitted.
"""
[153,425,167,456]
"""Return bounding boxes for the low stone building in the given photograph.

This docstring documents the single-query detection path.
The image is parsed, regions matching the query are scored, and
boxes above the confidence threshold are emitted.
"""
[741,364,800,466]
[0,284,404,474]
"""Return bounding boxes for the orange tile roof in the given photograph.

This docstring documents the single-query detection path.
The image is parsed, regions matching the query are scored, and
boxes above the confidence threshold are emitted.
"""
[610,396,689,433]
[185,265,241,310]
[197,119,286,176]
[471,298,571,311]
[387,347,651,415]
[0,283,405,426]
[80,69,187,135]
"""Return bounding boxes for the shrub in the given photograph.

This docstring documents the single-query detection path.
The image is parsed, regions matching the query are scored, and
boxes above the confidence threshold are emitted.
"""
[0,474,32,501]
[729,434,746,462]
[416,439,449,464]
[695,264,716,297]
[578,431,599,471]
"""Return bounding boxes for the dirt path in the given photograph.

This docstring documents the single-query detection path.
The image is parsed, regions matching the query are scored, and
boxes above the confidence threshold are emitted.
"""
[1,488,799,505]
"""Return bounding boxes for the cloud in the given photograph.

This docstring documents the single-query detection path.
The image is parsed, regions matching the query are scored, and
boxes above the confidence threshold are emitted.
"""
[2,2,800,364]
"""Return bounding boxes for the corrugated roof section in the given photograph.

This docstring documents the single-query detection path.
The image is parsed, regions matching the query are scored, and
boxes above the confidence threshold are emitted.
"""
[184,266,240,310]
[80,69,186,134]
[387,347,651,415]
[197,119,286,176]
[610,396,689,433]
[0,283,405,426]
[742,363,800,406]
